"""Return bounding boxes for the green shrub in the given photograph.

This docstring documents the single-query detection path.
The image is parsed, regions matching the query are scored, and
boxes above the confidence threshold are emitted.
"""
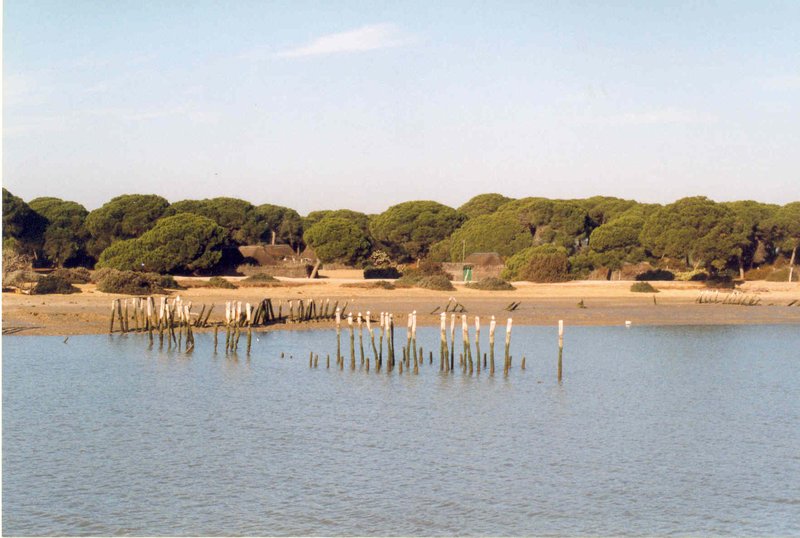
[51,267,91,284]
[342,280,396,290]
[705,276,736,289]
[743,266,773,280]
[32,275,80,294]
[242,273,278,283]
[635,269,674,281]
[630,282,658,293]
[765,267,799,282]
[208,276,237,289]
[364,266,401,279]
[416,275,456,291]
[157,274,183,289]
[510,245,570,283]
[466,277,515,291]
[95,269,165,294]
[674,269,708,281]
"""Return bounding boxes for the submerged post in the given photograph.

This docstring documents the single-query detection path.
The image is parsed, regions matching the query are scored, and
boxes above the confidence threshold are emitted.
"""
[504,317,513,375]
[335,308,342,363]
[449,313,456,372]
[558,319,564,382]
[358,312,365,365]
[348,313,355,369]
[439,312,447,372]
[474,316,481,372]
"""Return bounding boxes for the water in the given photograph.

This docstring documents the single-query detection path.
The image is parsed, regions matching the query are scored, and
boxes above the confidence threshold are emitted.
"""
[3,325,799,536]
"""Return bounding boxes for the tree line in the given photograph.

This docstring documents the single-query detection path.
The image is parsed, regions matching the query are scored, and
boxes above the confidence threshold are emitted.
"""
[3,188,799,281]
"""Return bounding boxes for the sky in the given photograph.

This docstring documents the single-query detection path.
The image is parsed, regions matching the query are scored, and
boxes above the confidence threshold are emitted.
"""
[3,0,800,213]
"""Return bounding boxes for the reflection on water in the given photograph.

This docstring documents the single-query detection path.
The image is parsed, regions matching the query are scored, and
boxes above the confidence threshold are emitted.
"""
[3,325,800,536]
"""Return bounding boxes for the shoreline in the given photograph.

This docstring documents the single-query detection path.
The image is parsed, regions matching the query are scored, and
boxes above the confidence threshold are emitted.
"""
[3,276,800,337]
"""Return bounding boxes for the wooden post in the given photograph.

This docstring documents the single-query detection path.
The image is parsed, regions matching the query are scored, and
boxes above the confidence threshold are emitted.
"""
[406,313,413,367]
[389,314,395,371]
[358,312,365,365]
[379,312,385,368]
[348,313,355,369]
[367,311,378,364]
[558,319,564,382]
[449,313,456,371]
[109,300,117,333]
[461,314,469,373]
[411,311,418,367]
[474,316,481,372]
[504,318,513,375]
[336,308,342,363]
[440,312,447,372]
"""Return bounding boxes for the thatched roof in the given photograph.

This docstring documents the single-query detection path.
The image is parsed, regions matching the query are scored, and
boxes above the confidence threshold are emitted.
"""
[300,246,318,262]
[465,252,504,266]
[238,244,297,265]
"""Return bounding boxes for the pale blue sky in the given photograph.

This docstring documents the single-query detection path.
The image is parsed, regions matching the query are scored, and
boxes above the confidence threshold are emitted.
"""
[4,1,799,212]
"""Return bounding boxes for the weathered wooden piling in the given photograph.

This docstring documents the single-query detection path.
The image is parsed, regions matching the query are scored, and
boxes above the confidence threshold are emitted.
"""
[504,317,513,375]
[558,319,564,382]
[449,313,456,371]
[367,311,378,365]
[474,316,481,372]
[388,314,395,371]
[336,308,342,362]
[439,312,447,371]
[358,312,365,365]
[461,314,469,373]
[348,313,355,369]
[109,300,117,333]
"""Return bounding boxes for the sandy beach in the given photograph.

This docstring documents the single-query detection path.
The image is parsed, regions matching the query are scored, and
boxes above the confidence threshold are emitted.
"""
[3,271,799,336]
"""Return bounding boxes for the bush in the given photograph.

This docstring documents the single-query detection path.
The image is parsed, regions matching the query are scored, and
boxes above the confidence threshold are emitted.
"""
[705,276,737,289]
[416,275,456,291]
[630,282,658,293]
[95,269,165,295]
[364,266,401,279]
[743,266,773,280]
[342,280,396,290]
[635,269,674,281]
[520,248,570,283]
[242,273,278,283]
[466,277,515,291]
[51,267,92,284]
[208,276,237,289]
[32,275,81,294]
[157,274,183,289]
[674,269,708,281]
[765,267,799,282]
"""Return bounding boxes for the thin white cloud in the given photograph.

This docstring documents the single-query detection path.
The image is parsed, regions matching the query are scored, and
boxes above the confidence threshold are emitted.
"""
[587,108,716,126]
[761,75,800,91]
[274,23,413,58]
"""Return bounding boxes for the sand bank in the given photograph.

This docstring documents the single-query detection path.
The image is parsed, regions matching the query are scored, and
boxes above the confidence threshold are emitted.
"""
[3,274,799,336]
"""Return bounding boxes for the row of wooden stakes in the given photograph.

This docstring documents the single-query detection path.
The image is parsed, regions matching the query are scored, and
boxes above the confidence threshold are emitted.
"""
[110,296,567,380]
[696,290,761,305]
[328,309,565,379]
[109,296,350,334]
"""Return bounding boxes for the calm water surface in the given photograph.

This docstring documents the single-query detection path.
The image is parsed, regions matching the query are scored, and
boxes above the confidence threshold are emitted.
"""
[3,324,800,536]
